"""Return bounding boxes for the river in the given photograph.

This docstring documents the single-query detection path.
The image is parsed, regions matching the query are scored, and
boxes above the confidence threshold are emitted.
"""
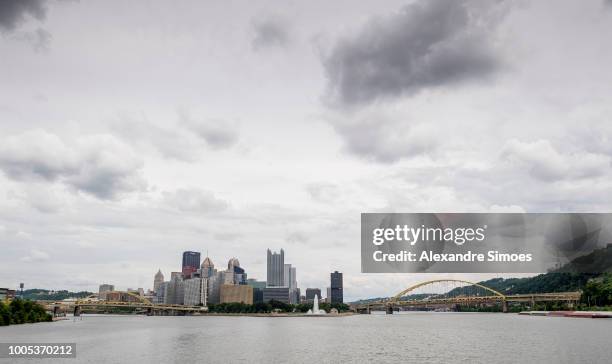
[0,313,610,363]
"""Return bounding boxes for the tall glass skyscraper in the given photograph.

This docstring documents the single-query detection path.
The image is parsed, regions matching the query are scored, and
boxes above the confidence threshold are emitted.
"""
[330,271,343,304]
[182,251,201,278]
[266,249,284,287]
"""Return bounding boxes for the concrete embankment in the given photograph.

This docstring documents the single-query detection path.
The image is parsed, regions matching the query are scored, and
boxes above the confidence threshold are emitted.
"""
[519,311,612,318]
[195,312,355,317]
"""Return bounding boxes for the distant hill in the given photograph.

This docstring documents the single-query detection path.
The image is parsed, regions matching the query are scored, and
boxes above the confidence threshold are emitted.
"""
[553,244,612,274]
[20,289,93,301]
[350,245,612,304]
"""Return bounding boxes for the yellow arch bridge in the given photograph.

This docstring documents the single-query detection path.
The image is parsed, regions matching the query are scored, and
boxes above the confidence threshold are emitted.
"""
[351,279,581,314]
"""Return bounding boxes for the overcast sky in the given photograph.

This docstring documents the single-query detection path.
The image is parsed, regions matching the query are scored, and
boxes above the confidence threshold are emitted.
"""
[1,0,612,301]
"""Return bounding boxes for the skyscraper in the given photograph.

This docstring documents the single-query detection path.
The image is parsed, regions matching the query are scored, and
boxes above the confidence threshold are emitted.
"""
[182,251,201,279]
[224,258,247,285]
[153,269,164,293]
[183,278,207,306]
[284,264,291,287]
[266,249,284,287]
[330,271,343,304]
[305,288,321,301]
[290,267,297,289]
[284,264,299,304]
[164,275,184,305]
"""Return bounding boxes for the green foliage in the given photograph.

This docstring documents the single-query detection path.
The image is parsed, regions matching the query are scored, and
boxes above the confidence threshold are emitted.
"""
[21,289,93,301]
[319,302,350,313]
[0,299,52,326]
[581,273,612,307]
[453,273,595,296]
[207,302,273,313]
[0,301,10,326]
[206,300,350,314]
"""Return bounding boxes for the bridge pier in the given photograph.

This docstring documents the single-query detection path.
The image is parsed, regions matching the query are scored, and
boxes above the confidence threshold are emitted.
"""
[73,305,81,317]
[502,300,508,313]
[386,305,394,314]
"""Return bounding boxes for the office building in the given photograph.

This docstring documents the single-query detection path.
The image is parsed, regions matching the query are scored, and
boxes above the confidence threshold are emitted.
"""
[184,278,208,306]
[164,276,184,305]
[224,258,247,285]
[305,288,321,301]
[153,269,164,293]
[207,271,223,304]
[105,291,140,302]
[182,251,201,279]
[247,279,267,290]
[201,256,215,277]
[98,284,114,300]
[284,264,291,287]
[247,279,266,304]
[0,288,15,300]
[220,284,253,304]
[252,288,264,303]
[155,282,166,304]
[291,267,297,289]
[266,249,284,287]
[263,287,290,304]
[284,264,299,304]
[330,271,343,304]
[290,288,300,304]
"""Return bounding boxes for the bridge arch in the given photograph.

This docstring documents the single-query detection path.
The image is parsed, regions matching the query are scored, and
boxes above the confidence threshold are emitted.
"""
[391,279,506,302]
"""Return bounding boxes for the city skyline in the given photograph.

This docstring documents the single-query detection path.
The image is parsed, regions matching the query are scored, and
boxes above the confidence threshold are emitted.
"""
[92,248,345,306]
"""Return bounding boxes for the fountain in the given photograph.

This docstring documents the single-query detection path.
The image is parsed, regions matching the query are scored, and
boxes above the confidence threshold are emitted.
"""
[306,294,326,315]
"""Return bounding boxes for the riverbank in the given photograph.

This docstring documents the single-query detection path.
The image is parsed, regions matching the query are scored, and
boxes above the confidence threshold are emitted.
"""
[519,311,612,318]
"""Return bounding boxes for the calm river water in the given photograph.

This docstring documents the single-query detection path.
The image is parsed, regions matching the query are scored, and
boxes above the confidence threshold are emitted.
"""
[0,312,610,363]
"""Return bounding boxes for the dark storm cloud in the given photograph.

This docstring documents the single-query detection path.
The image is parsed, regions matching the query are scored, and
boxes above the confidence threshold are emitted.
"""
[323,0,505,106]
[251,17,290,50]
[0,0,46,32]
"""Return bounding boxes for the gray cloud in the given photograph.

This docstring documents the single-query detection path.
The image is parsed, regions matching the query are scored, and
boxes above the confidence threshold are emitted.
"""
[306,182,341,203]
[163,188,229,213]
[323,0,505,106]
[330,110,439,162]
[180,112,239,149]
[13,27,51,51]
[0,130,146,200]
[286,231,308,245]
[0,129,78,180]
[0,0,46,32]
[251,16,290,50]
[110,115,202,161]
[111,111,240,160]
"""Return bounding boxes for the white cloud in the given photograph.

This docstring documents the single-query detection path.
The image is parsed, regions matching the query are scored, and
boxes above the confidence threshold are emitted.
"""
[20,248,50,262]
[501,139,610,182]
